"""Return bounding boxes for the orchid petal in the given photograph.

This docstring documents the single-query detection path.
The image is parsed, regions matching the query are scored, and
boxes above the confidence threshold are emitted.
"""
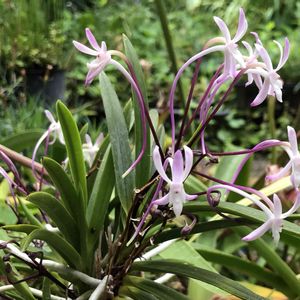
[275,38,290,70]
[153,146,171,184]
[273,194,282,219]
[250,79,270,106]
[251,32,262,45]
[282,191,300,218]
[172,149,184,183]
[85,134,92,146]
[85,28,101,51]
[95,133,104,146]
[265,160,292,182]
[182,146,193,181]
[72,40,99,56]
[45,110,56,124]
[85,64,104,86]
[101,41,107,52]
[255,44,273,71]
[185,193,198,201]
[287,126,298,156]
[232,8,248,43]
[242,219,272,241]
[154,194,169,206]
[242,41,253,56]
[213,16,231,42]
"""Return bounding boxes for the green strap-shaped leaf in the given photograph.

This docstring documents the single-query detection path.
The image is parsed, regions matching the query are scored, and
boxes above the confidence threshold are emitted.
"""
[132,260,266,300]
[123,34,151,188]
[27,192,79,249]
[185,202,300,237]
[56,100,87,205]
[87,145,114,234]
[196,245,291,297]
[21,229,82,270]
[1,130,44,151]
[2,224,40,234]
[235,227,300,297]
[43,157,84,222]
[124,276,189,300]
[119,285,158,300]
[99,73,134,213]
[18,197,42,227]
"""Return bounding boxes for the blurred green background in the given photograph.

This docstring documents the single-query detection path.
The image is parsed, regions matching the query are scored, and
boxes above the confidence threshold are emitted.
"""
[0,0,299,149]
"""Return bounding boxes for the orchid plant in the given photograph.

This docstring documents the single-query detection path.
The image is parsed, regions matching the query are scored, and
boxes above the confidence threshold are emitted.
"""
[0,8,300,300]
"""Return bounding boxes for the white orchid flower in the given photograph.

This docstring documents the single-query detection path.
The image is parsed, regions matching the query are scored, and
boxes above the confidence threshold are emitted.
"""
[266,126,300,188]
[246,38,290,106]
[152,145,197,217]
[82,133,103,168]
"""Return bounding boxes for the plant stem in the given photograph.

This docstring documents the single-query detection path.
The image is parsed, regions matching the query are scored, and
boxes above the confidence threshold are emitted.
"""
[0,144,46,175]
[267,96,277,163]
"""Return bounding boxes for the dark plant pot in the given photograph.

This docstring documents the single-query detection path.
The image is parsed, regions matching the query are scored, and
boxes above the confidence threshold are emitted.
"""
[25,65,65,104]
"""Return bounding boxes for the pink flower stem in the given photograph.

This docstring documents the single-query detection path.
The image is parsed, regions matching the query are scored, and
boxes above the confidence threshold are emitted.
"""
[182,64,224,136]
[188,69,246,147]
[194,171,274,209]
[169,45,225,154]
[175,58,203,151]
[125,60,164,155]
[110,60,148,176]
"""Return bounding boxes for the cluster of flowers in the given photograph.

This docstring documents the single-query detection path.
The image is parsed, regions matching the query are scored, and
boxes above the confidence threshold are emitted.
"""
[30,9,300,245]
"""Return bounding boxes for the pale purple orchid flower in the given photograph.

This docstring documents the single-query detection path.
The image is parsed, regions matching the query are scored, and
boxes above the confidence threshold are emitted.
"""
[152,145,197,217]
[214,8,248,78]
[266,126,300,188]
[32,111,64,170]
[247,37,290,106]
[82,133,103,168]
[73,28,111,86]
[208,184,300,245]
[242,193,300,245]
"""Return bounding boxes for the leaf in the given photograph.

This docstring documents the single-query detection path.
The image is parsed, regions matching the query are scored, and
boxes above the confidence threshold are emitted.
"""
[18,197,42,227]
[132,260,266,300]
[21,229,82,270]
[99,73,134,213]
[195,245,290,296]
[123,34,151,188]
[235,226,300,297]
[27,192,79,249]
[119,285,159,300]
[86,145,114,234]
[124,276,189,300]
[42,277,51,300]
[159,240,227,298]
[56,100,87,205]
[1,130,44,152]
[42,157,84,222]
[184,201,300,237]
[2,224,39,234]
[184,174,207,195]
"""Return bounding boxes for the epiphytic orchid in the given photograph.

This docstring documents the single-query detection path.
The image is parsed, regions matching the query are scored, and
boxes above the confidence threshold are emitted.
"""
[73,28,111,86]
[152,145,197,217]
[266,126,300,188]
[247,37,290,106]
[82,133,103,168]
[214,8,247,78]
